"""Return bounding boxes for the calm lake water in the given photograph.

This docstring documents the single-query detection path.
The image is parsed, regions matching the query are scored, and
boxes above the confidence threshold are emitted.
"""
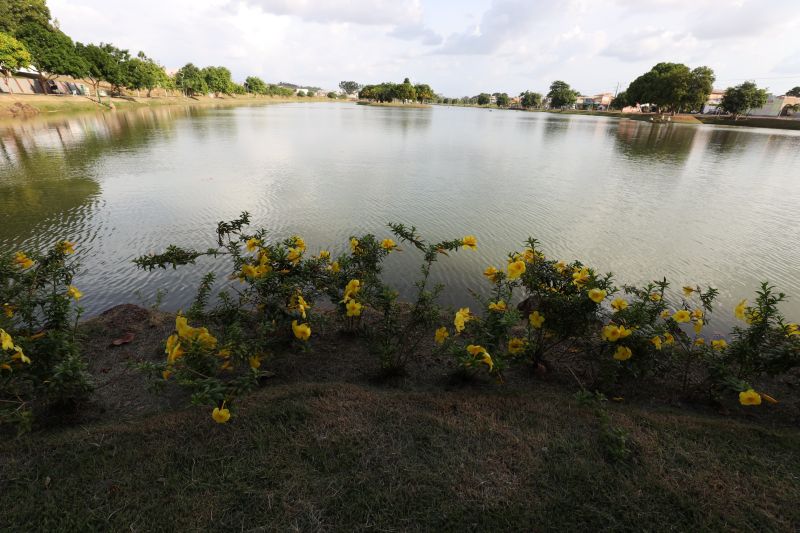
[2,102,799,331]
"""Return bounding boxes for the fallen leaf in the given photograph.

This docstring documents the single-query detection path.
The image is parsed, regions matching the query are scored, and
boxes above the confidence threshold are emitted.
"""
[111,332,135,346]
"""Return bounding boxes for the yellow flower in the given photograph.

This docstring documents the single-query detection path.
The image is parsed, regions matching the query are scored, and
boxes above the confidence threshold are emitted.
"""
[693,319,704,334]
[434,327,449,345]
[350,237,359,253]
[682,286,694,297]
[381,238,397,251]
[508,337,526,355]
[293,236,306,252]
[734,299,747,321]
[664,332,675,345]
[649,293,662,302]
[462,235,477,251]
[481,351,494,371]
[342,279,361,303]
[694,338,705,346]
[508,260,526,280]
[165,334,184,363]
[212,403,231,423]
[488,300,507,312]
[466,344,493,370]
[346,299,363,317]
[66,285,83,301]
[660,309,672,319]
[454,307,472,333]
[318,250,331,260]
[12,347,31,364]
[195,328,218,349]
[14,252,34,269]
[692,309,704,320]
[249,355,262,369]
[176,315,193,339]
[3,304,13,318]
[241,264,259,279]
[650,336,662,350]
[738,389,761,406]
[610,298,628,312]
[613,346,632,361]
[61,241,76,254]
[672,310,691,323]
[529,311,545,329]
[246,238,261,252]
[555,261,567,274]
[601,324,632,342]
[287,247,302,263]
[292,320,311,341]
[330,261,341,273]
[711,339,727,350]
[572,266,590,287]
[786,323,799,337]
[289,292,310,319]
[162,369,171,380]
[483,266,500,283]
[1,329,14,351]
[588,288,607,304]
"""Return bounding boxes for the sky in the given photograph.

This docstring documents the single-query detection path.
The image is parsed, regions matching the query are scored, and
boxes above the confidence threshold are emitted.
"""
[49,0,800,97]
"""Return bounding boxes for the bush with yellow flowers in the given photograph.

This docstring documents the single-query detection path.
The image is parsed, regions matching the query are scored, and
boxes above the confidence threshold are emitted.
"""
[0,241,92,433]
[135,213,330,422]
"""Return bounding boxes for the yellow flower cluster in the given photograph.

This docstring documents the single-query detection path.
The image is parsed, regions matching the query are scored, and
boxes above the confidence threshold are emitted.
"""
[454,307,473,333]
[488,300,507,312]
[572,266,590,287]
[0,328,31,371]
[601,324,633,342]
[14,252,34,269]
[164,315,218,366]
[292,320,311,341]
[466,344,493,371]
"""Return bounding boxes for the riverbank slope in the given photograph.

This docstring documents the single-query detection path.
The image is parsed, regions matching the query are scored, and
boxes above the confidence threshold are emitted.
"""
[1,304,798,531]
[0,93,335,120]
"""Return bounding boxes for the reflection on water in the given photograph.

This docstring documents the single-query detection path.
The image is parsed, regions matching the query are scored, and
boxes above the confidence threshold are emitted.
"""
[1,103,799,333]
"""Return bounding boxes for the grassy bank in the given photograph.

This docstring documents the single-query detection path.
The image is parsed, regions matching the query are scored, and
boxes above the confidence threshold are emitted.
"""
[1,305,798,531]
[0,93,334,120]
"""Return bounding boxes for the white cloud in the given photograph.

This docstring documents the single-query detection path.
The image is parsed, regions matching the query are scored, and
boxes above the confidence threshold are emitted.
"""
[231,0,424,26]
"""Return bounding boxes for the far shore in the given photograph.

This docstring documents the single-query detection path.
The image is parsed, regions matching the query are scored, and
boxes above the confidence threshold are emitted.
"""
[356,100,430,108]
[0,93,343,122]
[435,103,800,131]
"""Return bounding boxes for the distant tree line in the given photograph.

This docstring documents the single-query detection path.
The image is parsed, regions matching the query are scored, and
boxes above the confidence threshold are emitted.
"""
[358,78,436,103]
[0,0,322,99]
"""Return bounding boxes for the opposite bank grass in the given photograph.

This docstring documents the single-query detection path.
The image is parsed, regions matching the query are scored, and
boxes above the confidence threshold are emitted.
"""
[2,381,799,531]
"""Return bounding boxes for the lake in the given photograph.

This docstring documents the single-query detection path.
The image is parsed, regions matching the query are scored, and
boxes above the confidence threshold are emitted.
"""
[1,102,799,332]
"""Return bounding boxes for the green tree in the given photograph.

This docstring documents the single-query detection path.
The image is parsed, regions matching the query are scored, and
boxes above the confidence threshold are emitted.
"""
[477,93,490,105]
[227,82,246,95]
[16,23,86,94]
[244,76,267,94]
[519,91,542,109]
[0,31,31,76]
[327,91,337,98]
[496,92,510,107]
[0,0,51,35]
[202,66,232,97]
[787,86,800,97]
[609,91,628,110]
[414,83,434,102]
[338,80,360,95]
[625,62,715,113]
[547,80,578,108]
[126,52,169,97]
[395,78,416,102]
[75,42,116,100]
[174,63,207,96]
[97,43,130,94]
[720,81,769,119]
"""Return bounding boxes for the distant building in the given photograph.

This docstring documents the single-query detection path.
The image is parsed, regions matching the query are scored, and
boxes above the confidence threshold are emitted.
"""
[748,94,800,117]
[576,92,614,111]
[702,89,726,114]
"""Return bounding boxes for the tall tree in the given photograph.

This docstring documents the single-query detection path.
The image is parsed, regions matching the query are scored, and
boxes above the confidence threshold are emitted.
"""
[609,91,628,110]
[175,63,207,96]
[394,78,416,101]
[126,52,169,97]
[477,93,490,105]
[202,66,232,97]
[626,62,715,113]
[787,87,800,97]
[16,22,86,93]
[547,80,578,108]
[338,80,360,95]
[75,42,116,100]
[519,91,542,109]
[0,0,51,35]
[720,81,768,119]
[414,83,434,102]
[0,32,31,76]
[245,76,267,94]
[496,93,509,107]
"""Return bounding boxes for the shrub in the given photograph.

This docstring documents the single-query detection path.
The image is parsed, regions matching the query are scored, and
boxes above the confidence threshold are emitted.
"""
[0,241,92,433]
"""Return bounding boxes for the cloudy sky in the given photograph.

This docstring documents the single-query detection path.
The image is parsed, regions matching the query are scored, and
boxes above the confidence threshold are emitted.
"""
[50,0,800,96]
